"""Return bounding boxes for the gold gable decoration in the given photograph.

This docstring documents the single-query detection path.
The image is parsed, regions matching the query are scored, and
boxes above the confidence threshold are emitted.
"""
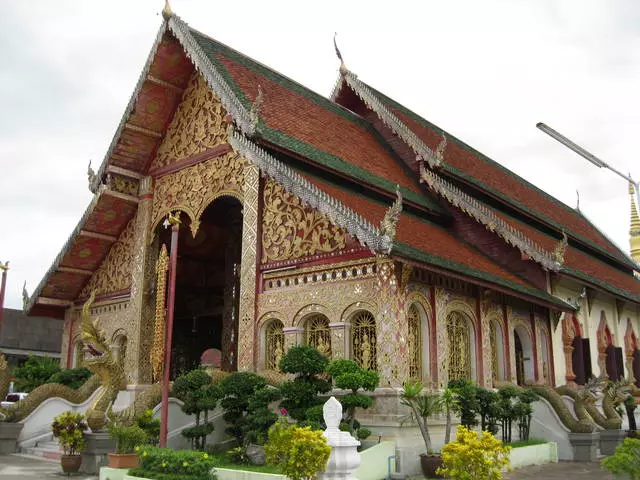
[150,73,228,170]
[262,180,347,262]
[151,152,247,237]
[79,217,137,298]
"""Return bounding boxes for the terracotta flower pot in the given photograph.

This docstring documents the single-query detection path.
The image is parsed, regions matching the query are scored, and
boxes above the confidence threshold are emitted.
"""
[419,453,444,478]
[60,454,82,473]
[108,453,140,469]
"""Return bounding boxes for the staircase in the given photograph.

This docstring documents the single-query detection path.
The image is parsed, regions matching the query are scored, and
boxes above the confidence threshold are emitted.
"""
[22,434,63,460]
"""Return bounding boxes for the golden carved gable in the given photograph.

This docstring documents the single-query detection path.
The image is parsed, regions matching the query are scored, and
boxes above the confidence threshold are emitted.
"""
[150,72,228,170]
[261,180,347,263]
[151,151,247,236]
[79,217,137,298]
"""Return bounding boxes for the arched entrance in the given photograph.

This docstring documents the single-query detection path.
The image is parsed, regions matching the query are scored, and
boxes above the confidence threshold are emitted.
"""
[158,197,243,377]
[514,326,534,386]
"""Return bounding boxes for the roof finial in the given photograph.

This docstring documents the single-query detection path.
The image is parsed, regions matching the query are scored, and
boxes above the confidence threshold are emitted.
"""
[249,85,264,135]
[576,189,580,211]
[22,282,29,313]
[333,33,347,75]
[162,0,173,20]
[379,185,403,252]
[554,230,568,264]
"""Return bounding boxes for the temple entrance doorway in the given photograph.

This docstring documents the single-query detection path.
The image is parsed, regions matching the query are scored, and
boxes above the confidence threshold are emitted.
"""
[514,326,534,386]
[160,197,243,378]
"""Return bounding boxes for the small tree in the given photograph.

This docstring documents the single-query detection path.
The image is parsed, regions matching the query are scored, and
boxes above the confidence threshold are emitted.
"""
[279,346,331,422]
[448,379,478,429]
[13,356,60,392]
[475,387,499,435]
[265,418,330,480]
[496,385,519,443]
[442,387,458,444]
[326,359,379,438]
[515,390,538,441]
[172,369,220,450]
[400,381,442,452]
[625,395,638,431]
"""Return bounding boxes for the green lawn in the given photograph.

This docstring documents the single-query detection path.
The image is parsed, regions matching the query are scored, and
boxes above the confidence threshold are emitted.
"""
[208,452,282,474]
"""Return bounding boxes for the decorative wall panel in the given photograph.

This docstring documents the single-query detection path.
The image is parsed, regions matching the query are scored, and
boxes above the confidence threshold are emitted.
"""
[150,73,228,170]
[79,216,137,299]
[262,180,347,263]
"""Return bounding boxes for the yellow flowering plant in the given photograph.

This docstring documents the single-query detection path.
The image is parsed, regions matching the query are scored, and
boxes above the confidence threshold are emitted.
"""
[265,418,330,480]
[437,426,511,480]
[128,446,216,480]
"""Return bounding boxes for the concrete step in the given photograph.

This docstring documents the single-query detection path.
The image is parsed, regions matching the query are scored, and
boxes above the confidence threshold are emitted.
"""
[23,440,63,460]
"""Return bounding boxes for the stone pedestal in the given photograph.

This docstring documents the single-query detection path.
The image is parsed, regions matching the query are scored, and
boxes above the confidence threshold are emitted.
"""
[599,429,625,456]
[81,432,116,474]
[0,422,24,454]
[319,397,361,480]
[568,432,599,462]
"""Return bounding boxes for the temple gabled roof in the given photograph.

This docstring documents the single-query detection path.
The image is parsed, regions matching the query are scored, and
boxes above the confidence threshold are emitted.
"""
[27,10,637,316]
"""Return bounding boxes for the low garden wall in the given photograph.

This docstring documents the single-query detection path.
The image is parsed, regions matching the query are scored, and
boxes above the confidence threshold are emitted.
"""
[509,442,558,469]
[355,441,396,480]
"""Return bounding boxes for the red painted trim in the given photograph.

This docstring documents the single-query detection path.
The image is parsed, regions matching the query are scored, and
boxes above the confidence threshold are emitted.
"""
[502,301,512,379]
[139,193,153,200]
[430,285,438,386]
[396,257,572,313]
[149,144,232,178]
[66,313,74,368]
[475,293,484,385]
[260,247,372,272]
[530,309,539,382]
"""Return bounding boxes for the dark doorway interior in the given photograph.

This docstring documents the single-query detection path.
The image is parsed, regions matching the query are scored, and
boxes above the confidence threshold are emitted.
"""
[160,197,243,378]
[515,331,524,386]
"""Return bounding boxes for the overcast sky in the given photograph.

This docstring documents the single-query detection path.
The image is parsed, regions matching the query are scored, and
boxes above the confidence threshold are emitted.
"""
[1,0,638,310]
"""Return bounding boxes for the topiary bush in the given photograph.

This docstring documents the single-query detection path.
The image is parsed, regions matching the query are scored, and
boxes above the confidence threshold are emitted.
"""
[47,367,93,389]
[437,425,511,480]
[326,359,379,439]
[172,369,220,451]
[128,446,216,480]
[265,417,330,480]
[135,410,160,446]
[278,346,331,422]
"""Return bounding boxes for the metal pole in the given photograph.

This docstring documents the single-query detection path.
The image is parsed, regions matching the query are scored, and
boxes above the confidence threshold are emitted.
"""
[0,262,9,340]
[537,122,640,207]
[159,214,180,448]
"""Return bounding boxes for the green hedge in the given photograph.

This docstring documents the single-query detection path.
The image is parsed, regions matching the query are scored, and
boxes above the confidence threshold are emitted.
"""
[128,446,216,480]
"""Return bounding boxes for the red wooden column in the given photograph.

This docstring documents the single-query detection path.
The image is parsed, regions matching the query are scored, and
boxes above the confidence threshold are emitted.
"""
[0,262,8,339]
[160,214,181,448]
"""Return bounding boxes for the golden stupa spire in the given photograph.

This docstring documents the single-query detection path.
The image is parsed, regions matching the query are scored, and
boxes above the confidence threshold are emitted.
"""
[629,183,640,264]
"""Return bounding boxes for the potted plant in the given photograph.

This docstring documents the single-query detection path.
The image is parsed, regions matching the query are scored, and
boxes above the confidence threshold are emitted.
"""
[400,381,444,478]
[601,437,640,480]
[51,411,87,473]
[107,421,147,468]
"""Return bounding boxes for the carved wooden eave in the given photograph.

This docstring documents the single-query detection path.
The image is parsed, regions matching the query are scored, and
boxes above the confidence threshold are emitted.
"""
[228,130,391,253]
[89,12,254,194]
[331,69,444,169]
[585,286,597,316]
[418,163,561,272]
[26,186,138,316]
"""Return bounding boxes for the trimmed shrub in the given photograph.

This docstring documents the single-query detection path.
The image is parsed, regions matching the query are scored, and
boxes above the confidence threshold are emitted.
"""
[128,446,216,480]
[601,437,640,480]
[47,367,93,389]
[52,411,87,456]
[136,410,161,446]
[107,422,147,454]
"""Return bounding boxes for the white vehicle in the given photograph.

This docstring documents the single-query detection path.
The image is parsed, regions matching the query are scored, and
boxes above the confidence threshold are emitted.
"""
[1,392,28,408]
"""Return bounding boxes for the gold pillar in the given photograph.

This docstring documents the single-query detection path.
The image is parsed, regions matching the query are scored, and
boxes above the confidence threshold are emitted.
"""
[127,177,155,385]
[237,164,259,371]
[375,256,409,387]
[329,322,346,359]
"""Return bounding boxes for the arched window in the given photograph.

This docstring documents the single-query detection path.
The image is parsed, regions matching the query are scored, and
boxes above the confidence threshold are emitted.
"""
[447,311,472,381]
[351,311,377,371]
[490,320,505,385]
[407,304,422,381]
[113,334,127,365]
[265,320,285,371]
[304,314,331,357]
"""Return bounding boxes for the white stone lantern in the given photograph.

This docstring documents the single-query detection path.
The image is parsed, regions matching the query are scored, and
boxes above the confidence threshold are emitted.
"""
[318,396,361,480]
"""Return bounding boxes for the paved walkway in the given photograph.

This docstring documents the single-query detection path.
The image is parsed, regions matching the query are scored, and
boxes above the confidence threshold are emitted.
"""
[504,461,613,479]
[0,454,97,480]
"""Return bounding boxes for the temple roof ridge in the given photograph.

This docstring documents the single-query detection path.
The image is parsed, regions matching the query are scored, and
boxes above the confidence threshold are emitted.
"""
[418,163,561,272]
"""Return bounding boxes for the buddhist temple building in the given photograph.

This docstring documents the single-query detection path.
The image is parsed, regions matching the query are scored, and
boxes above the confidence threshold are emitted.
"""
[25,5,640,412]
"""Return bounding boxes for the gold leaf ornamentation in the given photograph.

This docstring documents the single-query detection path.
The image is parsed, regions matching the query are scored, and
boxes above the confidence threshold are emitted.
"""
[150,244,169,382]
[79,218,136,298]
[150,73,228,170]
[262,180,347,262]
[151,152,247,236]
